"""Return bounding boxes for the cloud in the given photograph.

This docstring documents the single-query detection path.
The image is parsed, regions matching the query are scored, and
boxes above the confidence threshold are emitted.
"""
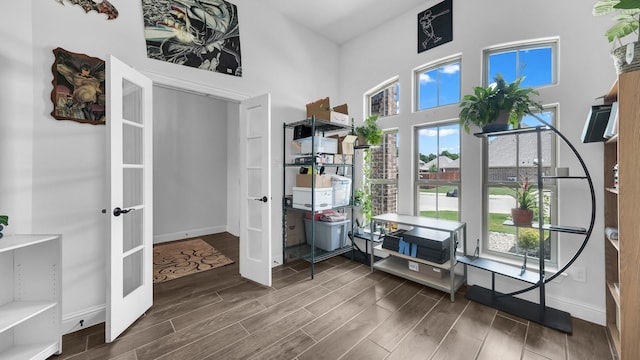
[420,129,438,136]
[441,63,460,74]
[419,73,434,84]
[419,63,460,84]
[419,128,459,137]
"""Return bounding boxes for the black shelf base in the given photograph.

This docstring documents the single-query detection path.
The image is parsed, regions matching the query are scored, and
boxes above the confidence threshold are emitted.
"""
[465,285,572,334]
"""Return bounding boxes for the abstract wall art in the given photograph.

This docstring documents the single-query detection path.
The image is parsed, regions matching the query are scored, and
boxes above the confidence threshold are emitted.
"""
[141,0,242,77]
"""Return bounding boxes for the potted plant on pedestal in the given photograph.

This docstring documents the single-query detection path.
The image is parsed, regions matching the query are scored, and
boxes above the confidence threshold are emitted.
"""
[459,73,543,133]
[593,0,640,74]
[510,177,537,226]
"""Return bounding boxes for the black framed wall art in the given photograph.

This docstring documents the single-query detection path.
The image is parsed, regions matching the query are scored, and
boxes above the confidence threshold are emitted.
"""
[418,0,453,53]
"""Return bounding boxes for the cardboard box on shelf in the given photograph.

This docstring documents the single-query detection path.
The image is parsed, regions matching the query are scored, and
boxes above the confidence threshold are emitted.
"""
[342,135,357,154]
[296,174,332,188]
[327,134,357,155]
[306,97,350,125]
[286,212,305,246]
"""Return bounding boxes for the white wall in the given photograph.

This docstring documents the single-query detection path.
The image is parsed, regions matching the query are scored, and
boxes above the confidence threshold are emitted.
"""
[153,86,229,243]
[1,1,34,234]
[339,0,617,324]
[5,0,340,332]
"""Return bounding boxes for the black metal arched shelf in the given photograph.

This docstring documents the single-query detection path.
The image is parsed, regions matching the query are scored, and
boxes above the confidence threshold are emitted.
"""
[457,114,596,334]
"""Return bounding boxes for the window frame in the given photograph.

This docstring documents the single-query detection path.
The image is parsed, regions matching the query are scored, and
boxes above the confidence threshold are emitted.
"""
[414,55,462,112]
[481,107,559,266]
[414,121,461,220]
[483,37,558,88]
[366,77,400,119]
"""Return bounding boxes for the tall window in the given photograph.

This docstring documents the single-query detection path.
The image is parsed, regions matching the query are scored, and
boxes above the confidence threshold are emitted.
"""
[415,58,461,111]
[367,80,399,118]
[483,39,558,264]
[370,130,399,217]
[483,109,558,264]
[415,123,460,220]
[484,38,557,88]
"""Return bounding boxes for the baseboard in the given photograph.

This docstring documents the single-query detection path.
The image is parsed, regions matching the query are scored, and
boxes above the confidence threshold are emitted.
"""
[226,225,239,237]
[62,305,105,335]
[545,292,605,326]
[466,270,606,325]
[153,225,227,244]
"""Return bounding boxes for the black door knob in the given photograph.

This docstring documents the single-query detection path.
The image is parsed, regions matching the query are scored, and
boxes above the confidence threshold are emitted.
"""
[113,207,133,216]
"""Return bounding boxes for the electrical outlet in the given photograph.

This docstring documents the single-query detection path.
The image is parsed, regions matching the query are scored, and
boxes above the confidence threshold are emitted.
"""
[573,266,586,283]
[408,261,419,272]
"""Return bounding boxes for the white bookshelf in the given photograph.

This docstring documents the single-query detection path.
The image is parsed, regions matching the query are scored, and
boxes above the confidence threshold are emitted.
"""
[0,235,62,359]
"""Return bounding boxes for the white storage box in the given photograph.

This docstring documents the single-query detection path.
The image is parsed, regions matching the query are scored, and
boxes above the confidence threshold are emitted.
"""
[304,219,351,251]
[291,136,338,154]
[331,175,352,207]
[292,187,333,211]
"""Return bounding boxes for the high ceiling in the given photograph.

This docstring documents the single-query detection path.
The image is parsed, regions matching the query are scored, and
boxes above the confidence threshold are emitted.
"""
[261,0,428,44]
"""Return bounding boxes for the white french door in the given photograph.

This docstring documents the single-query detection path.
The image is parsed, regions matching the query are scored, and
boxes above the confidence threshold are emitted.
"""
[106,55,153,342]
[239,93,272,286]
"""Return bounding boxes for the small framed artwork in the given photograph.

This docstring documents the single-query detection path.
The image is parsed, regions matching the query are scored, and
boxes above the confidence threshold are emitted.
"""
[50,47,106,125]
[418,0,453,53]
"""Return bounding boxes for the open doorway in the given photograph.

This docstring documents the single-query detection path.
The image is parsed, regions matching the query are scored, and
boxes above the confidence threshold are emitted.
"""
[151,85,241,283]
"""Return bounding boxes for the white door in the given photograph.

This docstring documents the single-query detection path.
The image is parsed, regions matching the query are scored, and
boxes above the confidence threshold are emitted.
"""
[106,55,153,342]
[239,93,272,286]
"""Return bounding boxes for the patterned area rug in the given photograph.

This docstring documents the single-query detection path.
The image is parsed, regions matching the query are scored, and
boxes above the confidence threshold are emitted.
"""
[153,238,234,283]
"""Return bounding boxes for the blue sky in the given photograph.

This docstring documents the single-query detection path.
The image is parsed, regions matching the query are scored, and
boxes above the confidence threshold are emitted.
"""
[417,46,552,157]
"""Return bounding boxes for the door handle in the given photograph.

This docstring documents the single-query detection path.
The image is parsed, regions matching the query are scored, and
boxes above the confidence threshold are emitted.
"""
[113,207,134,216]
[254,196,268,203]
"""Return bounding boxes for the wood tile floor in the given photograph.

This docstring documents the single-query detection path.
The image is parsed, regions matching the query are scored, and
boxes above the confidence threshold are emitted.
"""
[51,232,614,360]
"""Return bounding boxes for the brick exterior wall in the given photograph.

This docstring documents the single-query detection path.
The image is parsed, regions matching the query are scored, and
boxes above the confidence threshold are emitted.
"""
[370,133,398,215]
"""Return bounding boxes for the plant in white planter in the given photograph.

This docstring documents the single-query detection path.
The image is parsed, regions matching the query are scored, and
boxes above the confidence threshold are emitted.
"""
[593,0,640,73]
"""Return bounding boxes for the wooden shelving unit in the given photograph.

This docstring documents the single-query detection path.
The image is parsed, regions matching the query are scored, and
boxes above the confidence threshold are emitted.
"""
[604,71,640,359]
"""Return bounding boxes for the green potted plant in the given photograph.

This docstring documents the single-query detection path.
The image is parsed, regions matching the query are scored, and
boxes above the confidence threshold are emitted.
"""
[459,73,543,133]
[517,227,540,271]
[355,114,383,146]
[593,0,640,73]
[354,189,371,234]
[0,215,8,239]
[510,177,537,226]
